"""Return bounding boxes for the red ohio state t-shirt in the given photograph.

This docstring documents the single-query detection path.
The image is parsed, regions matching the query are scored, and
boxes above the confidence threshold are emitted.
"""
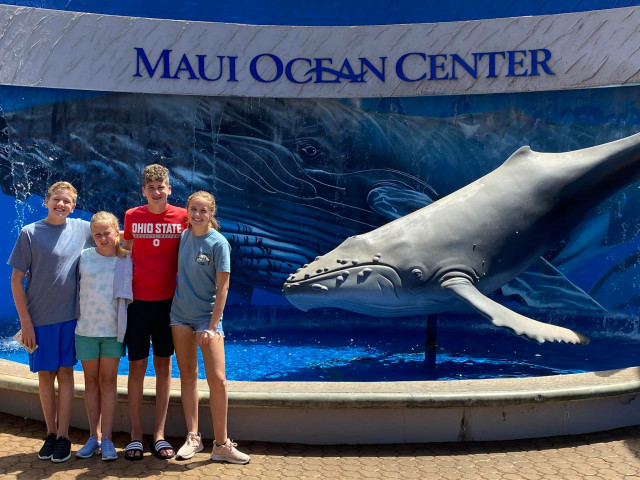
[124,204,188,301]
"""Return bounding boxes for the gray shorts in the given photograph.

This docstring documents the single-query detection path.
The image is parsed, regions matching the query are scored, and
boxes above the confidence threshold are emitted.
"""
[169,317,224,335]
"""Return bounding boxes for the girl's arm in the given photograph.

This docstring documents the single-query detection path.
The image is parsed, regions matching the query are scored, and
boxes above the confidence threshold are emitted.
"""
[198,271,230,345]
[10,268,36,349]
[209,271,230,331]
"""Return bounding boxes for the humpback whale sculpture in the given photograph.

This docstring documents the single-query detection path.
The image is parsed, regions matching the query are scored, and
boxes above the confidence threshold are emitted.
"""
[283,132,640,344]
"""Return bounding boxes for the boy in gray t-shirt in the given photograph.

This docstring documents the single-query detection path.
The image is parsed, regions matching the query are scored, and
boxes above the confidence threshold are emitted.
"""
[8,181,91,463]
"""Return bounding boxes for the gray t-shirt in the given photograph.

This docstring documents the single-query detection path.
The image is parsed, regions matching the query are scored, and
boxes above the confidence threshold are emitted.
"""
[170,228,231,326]
[8,217,92,327]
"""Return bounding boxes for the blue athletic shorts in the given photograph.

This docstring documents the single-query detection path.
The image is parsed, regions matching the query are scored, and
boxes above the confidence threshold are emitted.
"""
[75,334,125,361]
[29,319,77,373]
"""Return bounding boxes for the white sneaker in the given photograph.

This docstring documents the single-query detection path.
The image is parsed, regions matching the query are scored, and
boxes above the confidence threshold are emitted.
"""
[176,432,203,459]
[210,439,250,464]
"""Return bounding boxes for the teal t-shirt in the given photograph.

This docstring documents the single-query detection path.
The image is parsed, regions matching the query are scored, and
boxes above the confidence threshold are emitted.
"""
[170,228,231,326]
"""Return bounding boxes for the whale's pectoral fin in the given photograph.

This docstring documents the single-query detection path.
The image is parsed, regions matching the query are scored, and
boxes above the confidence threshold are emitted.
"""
[441,277,589,344]
[500,257,606,313]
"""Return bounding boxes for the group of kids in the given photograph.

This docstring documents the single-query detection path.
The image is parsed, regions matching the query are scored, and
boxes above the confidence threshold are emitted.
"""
[8,164,250,464]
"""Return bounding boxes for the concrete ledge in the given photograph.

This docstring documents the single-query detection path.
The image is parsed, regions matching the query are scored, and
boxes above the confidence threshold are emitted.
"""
[0,358,638,444]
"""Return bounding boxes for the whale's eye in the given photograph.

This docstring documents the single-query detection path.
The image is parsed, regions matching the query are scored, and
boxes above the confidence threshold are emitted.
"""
[290,139,325,162]
[411,268,423,280]
[301,145,319,156]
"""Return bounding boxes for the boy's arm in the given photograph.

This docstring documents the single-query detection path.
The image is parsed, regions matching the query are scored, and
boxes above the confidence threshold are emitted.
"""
[122,211,133,251]
[10,268,36,349]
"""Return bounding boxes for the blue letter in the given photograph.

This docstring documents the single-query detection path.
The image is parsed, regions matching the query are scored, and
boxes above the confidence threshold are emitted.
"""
[529,49,554,76]
[228,56,238,82]
[311,58,340,83]
[198,55,223,81]
[285,58,312,84]
[396,53,426,82]
[476,52,506,78]
[250,54,283,83]
[451,54,478,79]
[338,59,361,83]
[133,47,172,78]
[428,54,449,80]
[506,50,528,77]
[173,54,198,79]
[359,57,386,82]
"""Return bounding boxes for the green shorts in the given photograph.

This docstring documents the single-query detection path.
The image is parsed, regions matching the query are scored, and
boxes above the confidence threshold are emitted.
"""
[75,334,125,361]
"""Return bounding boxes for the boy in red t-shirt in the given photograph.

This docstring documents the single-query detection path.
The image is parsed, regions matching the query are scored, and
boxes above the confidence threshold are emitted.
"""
[122,164,187,461]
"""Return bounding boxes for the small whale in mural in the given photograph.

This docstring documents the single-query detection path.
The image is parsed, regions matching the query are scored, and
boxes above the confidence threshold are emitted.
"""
[283,132,640,344]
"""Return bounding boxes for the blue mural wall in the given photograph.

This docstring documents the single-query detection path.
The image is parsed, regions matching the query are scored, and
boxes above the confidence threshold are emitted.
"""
[1,1,640,327]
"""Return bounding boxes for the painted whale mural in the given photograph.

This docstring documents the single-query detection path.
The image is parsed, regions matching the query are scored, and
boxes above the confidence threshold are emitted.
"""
[283,132,640,343]
[1,89,640,315]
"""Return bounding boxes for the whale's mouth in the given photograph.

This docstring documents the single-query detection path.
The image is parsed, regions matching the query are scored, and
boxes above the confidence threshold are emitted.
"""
[282,264,404,313]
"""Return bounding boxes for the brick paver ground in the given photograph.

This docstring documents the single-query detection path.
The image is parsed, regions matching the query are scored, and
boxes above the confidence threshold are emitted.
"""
[1,412,640,479]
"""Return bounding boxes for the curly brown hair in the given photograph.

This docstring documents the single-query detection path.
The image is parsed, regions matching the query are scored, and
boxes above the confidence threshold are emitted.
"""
[142,164,169,187]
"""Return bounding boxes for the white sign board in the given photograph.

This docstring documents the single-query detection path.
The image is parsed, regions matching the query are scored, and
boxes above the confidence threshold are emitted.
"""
[0,5,639,97]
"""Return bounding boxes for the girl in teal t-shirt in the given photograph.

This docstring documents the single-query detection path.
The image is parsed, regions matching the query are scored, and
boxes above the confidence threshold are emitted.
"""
[170,191,250,465]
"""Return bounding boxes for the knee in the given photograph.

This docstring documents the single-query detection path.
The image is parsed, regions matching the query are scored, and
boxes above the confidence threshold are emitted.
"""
[39,371,56,383]
[99,374,117,392]
[153,357,172,376]
[179,368,199,386]
[210,376,227,394]
[83,373,99,388]
[57,367,75,382]
[128,359,147,376]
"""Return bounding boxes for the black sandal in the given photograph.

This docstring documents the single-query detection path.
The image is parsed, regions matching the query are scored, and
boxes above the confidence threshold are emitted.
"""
[124,440,144,461]
[151,439,175,460]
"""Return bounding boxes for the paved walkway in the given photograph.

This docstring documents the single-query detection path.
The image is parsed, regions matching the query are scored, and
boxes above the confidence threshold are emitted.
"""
[1,411,640,479]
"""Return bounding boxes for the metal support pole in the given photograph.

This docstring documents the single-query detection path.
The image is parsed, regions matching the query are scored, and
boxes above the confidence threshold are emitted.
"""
[424,313,438,368]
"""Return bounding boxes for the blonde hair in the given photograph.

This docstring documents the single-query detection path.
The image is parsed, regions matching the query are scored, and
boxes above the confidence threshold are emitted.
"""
[46,181,77,204]
[90,211,128,258]
[142,164,169,187]
[187,191,220,231]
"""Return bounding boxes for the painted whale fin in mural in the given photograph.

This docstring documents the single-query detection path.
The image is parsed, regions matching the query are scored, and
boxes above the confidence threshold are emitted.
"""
[501,257,606,313]
[441,276,589,344]
[367,184,433,220]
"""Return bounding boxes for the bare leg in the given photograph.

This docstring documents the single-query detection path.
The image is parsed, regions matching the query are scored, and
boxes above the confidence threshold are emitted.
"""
[38,371,58,436]
[80,359,102,440]
[172,326,199,434]
[127,357,148,443]
[99,357,121,440]
[200,334,228,445]
[56,366,75,439]
[153,354,173,455]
